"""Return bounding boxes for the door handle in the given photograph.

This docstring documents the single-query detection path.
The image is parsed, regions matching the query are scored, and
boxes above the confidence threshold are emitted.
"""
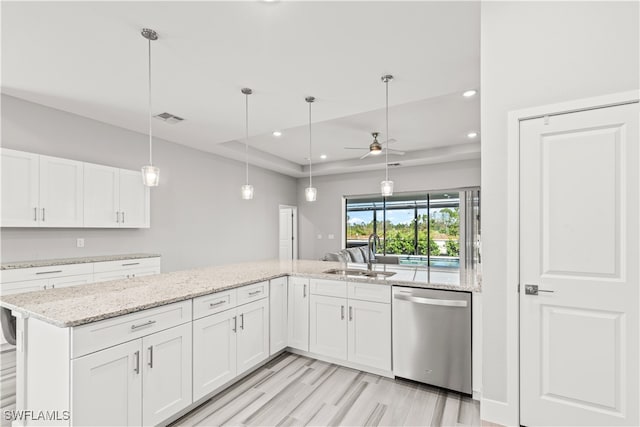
[240,313,244,330]
[232,316,237,332]
[122,212,125,223]
[349,306,353,321]
[341,305,345,320]
[42,208,45,222]
[524,284,554,296]
[147,345,153,368]
[134,350,140,374]
[303,284,306,298]
[34,207,38,222]
[116,211,120,223]
[393,293,468,307]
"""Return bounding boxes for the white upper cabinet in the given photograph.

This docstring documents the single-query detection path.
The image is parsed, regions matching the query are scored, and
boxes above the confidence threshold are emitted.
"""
[118,169,149,228]
[1,149,39,226]
[1,149,150,228]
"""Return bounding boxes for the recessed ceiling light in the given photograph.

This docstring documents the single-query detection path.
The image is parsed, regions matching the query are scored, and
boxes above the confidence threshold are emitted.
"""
[467,132,478,139]
[272,130,282,137]
[320,154,327,160]
[462,89,477,98]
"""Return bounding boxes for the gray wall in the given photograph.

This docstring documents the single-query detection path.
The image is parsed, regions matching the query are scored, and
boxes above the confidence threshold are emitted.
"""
[296,159,481,260]
[1,95,298,272]
[480,1,639,424]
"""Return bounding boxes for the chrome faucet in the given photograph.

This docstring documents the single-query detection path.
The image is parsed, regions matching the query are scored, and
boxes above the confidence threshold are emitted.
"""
[367,233,380,270]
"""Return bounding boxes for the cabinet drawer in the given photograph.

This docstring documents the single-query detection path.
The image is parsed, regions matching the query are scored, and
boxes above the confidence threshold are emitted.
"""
[1,278,49,295]
[71,300,192,358]
[93,257,160,273]
[237,281,269,306]
[310,278,347,298]
[0,263,93,284]
[347,282,391,303]
[193,289,237,320]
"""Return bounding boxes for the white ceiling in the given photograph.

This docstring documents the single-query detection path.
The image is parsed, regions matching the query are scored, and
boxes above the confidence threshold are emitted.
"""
[1,1,480,178]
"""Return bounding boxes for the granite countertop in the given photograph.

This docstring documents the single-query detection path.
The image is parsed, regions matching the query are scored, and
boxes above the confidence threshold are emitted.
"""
[0,253,161,270]
[0,259,480,328]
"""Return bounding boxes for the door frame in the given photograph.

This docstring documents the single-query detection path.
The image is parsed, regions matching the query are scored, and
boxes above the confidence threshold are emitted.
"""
[278,204,298,260]
[491,90,640,426]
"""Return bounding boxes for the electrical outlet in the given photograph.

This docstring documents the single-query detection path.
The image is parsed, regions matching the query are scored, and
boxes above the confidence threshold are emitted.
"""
[317,234,323,240]
[328,234,335,240]
[76,238,85,248]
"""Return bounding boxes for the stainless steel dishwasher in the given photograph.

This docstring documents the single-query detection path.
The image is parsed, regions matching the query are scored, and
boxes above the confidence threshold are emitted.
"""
[392,286,471,395]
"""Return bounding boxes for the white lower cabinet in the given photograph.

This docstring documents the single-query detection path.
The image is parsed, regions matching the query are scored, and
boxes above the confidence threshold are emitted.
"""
[142,322,192,426]
[309,295,347,359]
[347,299,391,371]
[236,298,269,375]
[269,277,288,355]
[71,322,191,426]
[193,309,237,401]
[71,340,143,427]
[287,277,309,351]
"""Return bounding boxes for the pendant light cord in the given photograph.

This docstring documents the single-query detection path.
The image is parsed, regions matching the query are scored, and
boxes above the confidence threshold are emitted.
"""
[245,92,249,185]
[308,100,313,188]
[148,37,153,166]
[385,78,389,182]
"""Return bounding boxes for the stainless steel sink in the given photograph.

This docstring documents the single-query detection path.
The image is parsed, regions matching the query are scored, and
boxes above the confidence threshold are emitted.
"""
[323,268,396,278]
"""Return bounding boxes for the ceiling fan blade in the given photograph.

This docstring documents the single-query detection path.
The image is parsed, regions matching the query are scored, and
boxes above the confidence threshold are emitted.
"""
[359,151,372,160]
[385,148,405,155]
[387,138,398,144]
[344,147,368,150]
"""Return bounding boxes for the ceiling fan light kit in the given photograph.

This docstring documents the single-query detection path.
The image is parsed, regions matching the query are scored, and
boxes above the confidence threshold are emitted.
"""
[141,28,160,187]
[380,74,394,197]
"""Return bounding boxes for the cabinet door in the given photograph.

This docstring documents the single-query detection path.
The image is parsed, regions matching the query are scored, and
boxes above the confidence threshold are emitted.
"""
[236,298,269,375]
[39,155,84,227]
[50,274,94,289]
[287,277,309,351]
[119,169,149,228]
[1,149,39,227]
[193,309,237,401]
[269,277,288,355]
[309,295,347,360]
[84,163,119,227]
[347,299,391,371]
[142,322,192,426]
[71,339,142,427]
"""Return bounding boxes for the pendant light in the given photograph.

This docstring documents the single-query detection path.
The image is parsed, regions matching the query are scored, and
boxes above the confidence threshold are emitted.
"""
[241,88,254,200]
[305,96,317,202]
[141,28,159,187]
[380,74,394,197]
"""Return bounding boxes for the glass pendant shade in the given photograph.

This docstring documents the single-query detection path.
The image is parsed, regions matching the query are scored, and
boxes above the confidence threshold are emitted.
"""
[305,187,317,202]
[241,184,254,200]
[381,180,394,197]
[142,165,160,187]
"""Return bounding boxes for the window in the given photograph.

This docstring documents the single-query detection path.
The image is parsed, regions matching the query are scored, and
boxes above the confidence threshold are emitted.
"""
[345,189,481,283]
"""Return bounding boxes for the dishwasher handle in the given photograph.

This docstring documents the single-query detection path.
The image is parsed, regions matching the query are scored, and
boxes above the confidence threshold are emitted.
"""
[394,293,468,307]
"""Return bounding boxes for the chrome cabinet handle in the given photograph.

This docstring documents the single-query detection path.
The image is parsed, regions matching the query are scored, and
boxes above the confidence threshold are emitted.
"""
[349,306,353,321]
[248,290,261,296]
[147,346,153,368]
[341,305,345,320]
[210,300,226,308]
[116,212,120,223]
[122,212,125,223]
[524,284,554,296]
[232,316,237,332]
[36,270,62,275]
[303,284,307,298]
[122,262,140,266]
[240,313,244,330]
[34,207,38,222]
[131,320,156,330]
[43,285,47,290]
[42,208,45,222]
[134,351,140,374]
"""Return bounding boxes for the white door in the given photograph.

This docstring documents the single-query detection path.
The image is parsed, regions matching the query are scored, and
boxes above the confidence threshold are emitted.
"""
[192,309,237,401]
[39,155,84,227]
[119,169,149,228]
[84,163,120,227]
[279,207,297,260]
[288,277,309,351]
[347,299,391,371]
[236,298,269,375]
[269,277,288,355]
[1,149,39,227]
[142,322,192,426]
[71,339,142,427]
[309,294,347,360]
[520,102,639,426]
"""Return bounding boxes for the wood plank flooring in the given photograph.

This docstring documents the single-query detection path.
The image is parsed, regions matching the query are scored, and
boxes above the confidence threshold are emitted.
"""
[172,353,480,427]
[0,345,16,427]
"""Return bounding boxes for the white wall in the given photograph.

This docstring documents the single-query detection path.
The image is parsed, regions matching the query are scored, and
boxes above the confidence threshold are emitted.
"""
[296,159,481,260]
[480,2,638,424]
[1,95,298,272]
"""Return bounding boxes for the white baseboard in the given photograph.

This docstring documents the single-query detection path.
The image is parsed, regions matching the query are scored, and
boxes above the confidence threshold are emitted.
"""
[481,397,518,427]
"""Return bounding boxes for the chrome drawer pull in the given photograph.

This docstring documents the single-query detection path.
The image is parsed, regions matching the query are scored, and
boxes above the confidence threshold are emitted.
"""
[34,207,38,222]
[148,346,153,368]
[210,300,226,308]
[131,320,156,330]
[36,270,63,275]
[240,313,244,330]
[341,305,345,320]
[134,350,140,374]
[248,290,262,296]
[232,316,237,332]
[394,293,468,307]
[122,262,140,266]
[42,208,45,222]
[349,306,353,321]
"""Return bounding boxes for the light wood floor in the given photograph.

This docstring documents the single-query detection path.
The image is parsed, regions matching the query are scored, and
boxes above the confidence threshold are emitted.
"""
[0,345,16,427]
[173,352,480,427]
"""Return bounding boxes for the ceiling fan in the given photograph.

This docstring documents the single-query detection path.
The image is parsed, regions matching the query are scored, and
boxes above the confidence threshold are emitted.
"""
[344,132,405,159]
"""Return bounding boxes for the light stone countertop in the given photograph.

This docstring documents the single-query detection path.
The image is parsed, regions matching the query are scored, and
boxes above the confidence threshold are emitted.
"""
[1,253,161,270]
[0,259,480,328]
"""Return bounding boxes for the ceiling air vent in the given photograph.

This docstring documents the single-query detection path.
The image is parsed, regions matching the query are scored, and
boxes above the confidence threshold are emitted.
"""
[387,162,401,167]
[154,112,184,124]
